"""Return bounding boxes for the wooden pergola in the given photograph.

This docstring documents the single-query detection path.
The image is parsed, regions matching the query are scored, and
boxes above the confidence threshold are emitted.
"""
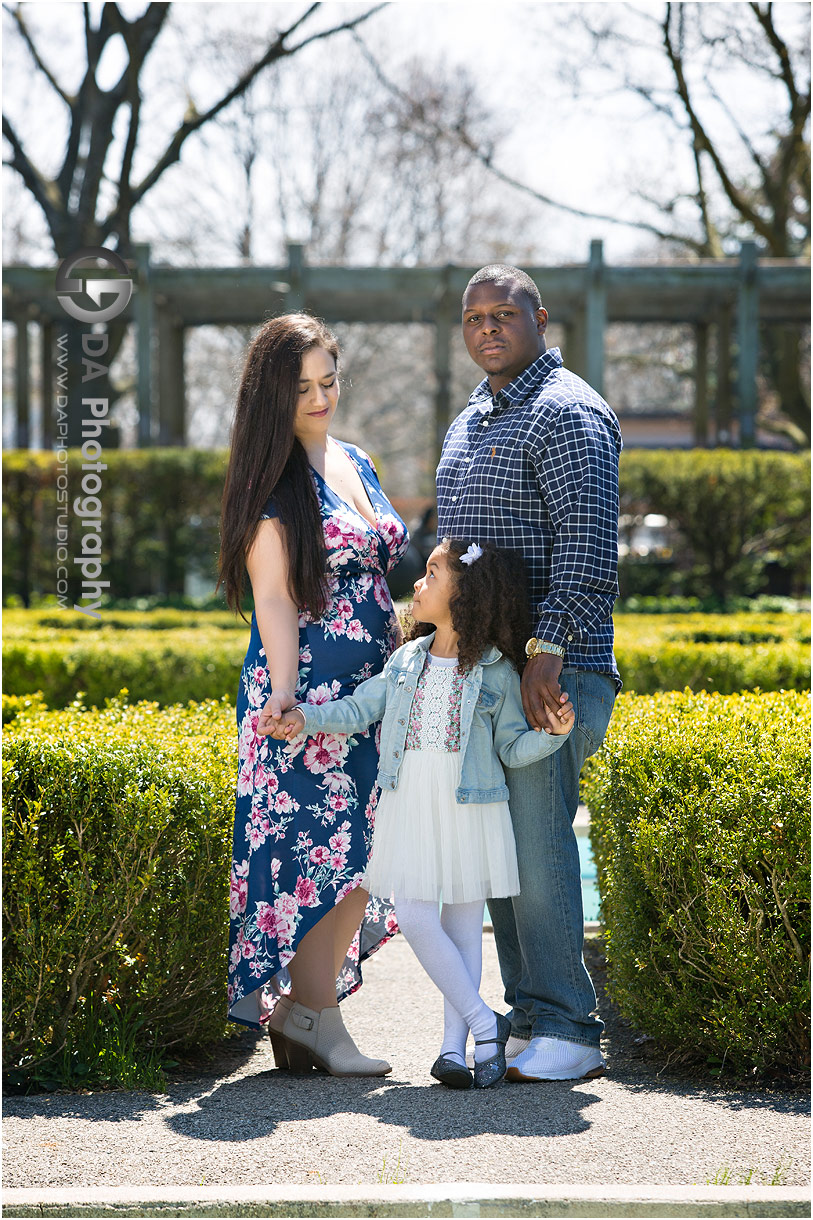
[4,240,809,452]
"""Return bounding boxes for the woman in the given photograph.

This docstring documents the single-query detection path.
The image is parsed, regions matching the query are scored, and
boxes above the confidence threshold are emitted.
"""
[219,314,409,1076]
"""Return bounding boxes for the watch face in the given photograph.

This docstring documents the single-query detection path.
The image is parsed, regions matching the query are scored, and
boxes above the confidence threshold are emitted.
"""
[525,638,539,657]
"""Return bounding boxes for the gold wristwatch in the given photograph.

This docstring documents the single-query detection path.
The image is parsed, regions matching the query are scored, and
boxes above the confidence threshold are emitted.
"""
[525,637,565,660]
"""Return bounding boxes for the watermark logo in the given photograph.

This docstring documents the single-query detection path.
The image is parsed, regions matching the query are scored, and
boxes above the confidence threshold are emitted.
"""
[54,245,132,617]
[55,247,133,324]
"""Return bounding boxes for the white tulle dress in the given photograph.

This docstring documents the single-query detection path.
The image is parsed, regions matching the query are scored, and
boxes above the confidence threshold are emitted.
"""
[362,653,520,904]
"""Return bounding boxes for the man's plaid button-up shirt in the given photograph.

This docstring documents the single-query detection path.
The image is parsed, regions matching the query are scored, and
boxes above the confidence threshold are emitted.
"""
[436,347,623,688]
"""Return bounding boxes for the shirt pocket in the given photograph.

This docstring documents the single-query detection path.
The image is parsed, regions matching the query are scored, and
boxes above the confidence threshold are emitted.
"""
[476,688,499,710]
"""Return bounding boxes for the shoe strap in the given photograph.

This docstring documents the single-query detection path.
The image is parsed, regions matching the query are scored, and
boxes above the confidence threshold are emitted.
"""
[290,1010,314,1031]
[474,1019,508,1047]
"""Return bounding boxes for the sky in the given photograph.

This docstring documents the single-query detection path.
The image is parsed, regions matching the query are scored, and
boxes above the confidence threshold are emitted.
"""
[4,0,809,268]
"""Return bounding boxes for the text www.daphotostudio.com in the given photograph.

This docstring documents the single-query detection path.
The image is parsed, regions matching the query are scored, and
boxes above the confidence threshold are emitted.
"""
[54,247,133,618]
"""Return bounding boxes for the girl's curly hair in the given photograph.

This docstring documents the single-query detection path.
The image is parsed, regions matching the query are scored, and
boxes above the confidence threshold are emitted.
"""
[405,539,531,672]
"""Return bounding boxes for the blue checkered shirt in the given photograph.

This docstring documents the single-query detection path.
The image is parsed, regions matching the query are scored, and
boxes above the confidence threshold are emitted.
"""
[437,348,622,688]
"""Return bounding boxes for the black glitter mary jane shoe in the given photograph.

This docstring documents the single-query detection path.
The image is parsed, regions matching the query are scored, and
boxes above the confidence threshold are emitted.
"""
[430,1054,473,1090]
[473,1011,511,1089]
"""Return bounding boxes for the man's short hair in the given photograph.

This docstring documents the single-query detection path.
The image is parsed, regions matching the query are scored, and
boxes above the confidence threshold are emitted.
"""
[464,264,542,311]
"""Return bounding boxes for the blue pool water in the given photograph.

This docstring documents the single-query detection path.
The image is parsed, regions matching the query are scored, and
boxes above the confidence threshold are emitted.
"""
[483,828,599,925]
[577,828,600,923]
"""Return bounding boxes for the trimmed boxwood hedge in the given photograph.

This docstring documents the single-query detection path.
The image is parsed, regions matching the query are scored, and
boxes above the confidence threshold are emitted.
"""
[583,689,810,1078]
[4,686,808,1087]
[3,698,236,1089]
[618,449,810,601]
[4,448,810,606]
[3,610,808,707]
[2,629,246,709]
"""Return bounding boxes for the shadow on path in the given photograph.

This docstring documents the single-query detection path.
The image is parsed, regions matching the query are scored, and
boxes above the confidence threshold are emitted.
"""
[163,1069,602,1143]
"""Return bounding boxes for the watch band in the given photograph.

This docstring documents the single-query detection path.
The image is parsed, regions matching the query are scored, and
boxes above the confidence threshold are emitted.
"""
[525,637,566,659]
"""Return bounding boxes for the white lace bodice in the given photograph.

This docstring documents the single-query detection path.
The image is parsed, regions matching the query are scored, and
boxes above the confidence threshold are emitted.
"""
[404,654,464,752]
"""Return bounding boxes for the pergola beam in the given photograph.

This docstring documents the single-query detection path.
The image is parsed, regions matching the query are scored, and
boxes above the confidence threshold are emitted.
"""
[3,245,808,451]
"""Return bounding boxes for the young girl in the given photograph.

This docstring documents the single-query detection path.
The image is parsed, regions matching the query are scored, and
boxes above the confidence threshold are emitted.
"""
[264,539,574,1089]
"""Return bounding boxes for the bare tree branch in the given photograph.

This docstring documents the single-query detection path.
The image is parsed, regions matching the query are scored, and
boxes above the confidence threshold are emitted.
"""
[122,4,385,214]
[352,31,708,249]
[78,4,168,241]
[750,2,803,112]
[3,4,72,106]
[705,78,770,185]
[662,3,777,248]
[2,115,62,231]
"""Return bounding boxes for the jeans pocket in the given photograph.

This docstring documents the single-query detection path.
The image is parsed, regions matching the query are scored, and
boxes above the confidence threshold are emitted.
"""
[575,672,616,757]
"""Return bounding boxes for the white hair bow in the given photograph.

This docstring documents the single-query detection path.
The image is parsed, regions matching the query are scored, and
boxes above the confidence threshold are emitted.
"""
[459,543,483,566]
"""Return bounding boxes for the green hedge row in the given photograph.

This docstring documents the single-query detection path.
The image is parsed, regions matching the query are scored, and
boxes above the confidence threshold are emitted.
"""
[5,607,808,640]
[583,689,810,1078]
[3,450,225,606]
[5,688,808,1088]
[618,449,810,602]
[4,448,809,606]
[2,698,236,1090]
[3,611,808,707]
[2,630,246,709]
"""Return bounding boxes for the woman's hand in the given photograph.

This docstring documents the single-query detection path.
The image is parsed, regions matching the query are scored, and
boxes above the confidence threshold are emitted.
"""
[257,690,298,737]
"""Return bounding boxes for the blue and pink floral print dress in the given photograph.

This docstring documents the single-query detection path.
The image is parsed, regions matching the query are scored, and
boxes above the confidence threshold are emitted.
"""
[227,442,409,1028]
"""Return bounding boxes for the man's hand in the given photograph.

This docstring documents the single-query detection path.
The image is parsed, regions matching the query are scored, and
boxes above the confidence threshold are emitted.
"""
[522,653,570,732]
[257,690,298,737]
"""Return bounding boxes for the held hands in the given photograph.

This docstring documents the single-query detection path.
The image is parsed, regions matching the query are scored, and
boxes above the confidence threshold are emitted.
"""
[522,653,574,734]
[257,690,298,738]
[543,698,574,736]
[274,707,307,740]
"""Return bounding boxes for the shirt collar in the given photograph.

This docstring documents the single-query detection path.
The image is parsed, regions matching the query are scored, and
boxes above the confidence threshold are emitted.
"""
[468,347,563,414]
[410,632,502,667]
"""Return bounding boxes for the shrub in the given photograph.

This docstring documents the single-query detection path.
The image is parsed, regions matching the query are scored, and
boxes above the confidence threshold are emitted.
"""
[583,689,810,1077]
[613,612,810,694]
[2,608,243,633]
[3,610,808,707]
[619,449,810,603]
[2,697,237,1090]
[2,629,246,707]
[614,640,809,695]
[4,448,810,606]
[3,449,227,606]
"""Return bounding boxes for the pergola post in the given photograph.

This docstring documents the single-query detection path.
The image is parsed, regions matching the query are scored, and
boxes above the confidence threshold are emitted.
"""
[133,243,154,446]
[715,306,733,446]
[585,239,606,394]
[737,240,759,448]
[433,268,453,468]
[157,309,186,446]
[15,316,30,449]
[694,323,710,447]
[564,319,586,381]
[286,243,305,311]
[40,318,54,450]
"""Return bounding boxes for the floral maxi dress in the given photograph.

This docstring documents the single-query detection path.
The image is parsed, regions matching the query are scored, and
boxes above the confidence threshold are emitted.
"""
[227,442,409,1028]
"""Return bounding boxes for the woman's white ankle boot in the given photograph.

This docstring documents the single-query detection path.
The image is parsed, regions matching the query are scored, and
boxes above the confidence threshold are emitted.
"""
[283,1002,391,1077]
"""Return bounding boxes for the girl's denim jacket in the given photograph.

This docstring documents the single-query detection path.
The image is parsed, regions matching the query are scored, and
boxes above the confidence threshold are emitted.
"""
[296,632,571,804]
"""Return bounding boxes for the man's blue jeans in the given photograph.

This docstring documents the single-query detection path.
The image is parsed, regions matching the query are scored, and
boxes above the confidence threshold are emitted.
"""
[488,669,616,1049]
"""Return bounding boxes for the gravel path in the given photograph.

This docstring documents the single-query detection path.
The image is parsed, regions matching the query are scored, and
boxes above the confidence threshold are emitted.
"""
[3,933,809,1190]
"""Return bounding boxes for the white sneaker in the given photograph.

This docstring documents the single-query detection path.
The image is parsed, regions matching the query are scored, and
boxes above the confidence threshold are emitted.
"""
[505,1035,605,1082]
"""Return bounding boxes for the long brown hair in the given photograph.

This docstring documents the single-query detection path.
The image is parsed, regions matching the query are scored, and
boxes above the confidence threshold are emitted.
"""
[218,314,339,620]
[405,539,531,672]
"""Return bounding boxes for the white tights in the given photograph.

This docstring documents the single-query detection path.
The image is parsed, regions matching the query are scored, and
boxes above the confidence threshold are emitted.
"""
[394,898,498,1064]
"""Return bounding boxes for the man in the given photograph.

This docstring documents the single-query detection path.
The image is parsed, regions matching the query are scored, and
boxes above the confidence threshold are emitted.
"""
[436,264,622,1081]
